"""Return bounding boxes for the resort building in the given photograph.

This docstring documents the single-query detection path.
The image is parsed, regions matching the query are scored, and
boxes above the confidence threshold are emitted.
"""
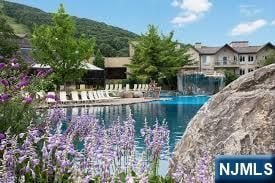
[185,41,275,76]
[102,41,275,81]
[14,35,275,84]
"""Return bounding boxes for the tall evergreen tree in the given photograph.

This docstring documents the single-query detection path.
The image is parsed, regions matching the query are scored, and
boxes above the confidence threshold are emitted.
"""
[31,4,95,87]
[93,49,105,68]
[128,25,191,89]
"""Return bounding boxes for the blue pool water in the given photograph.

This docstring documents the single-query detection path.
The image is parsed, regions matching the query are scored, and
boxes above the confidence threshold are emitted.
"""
[65,95,210,174]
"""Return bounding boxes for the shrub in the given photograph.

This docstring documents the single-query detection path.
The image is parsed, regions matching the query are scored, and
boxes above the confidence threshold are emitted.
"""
[0,58,52,134]
[223,70,238,86]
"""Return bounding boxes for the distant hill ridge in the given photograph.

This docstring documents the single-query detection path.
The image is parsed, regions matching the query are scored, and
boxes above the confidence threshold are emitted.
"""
[2,1,138,57]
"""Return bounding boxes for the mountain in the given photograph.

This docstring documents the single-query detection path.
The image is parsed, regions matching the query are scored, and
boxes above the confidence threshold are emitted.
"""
[2,1,138,57]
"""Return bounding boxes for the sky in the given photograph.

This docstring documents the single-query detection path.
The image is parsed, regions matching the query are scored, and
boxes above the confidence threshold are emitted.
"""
[8,0,275,46]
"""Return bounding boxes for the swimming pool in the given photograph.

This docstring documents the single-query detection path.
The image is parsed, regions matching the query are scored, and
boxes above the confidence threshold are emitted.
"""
[65,95,210,174]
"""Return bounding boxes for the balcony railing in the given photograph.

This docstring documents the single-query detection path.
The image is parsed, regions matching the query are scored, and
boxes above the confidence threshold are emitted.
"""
[215,60,239,67]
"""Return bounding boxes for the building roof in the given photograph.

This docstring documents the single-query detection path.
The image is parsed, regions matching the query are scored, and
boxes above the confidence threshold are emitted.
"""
[231,46,262,54]
[194,46,221,54]
[31,62,104,71]
[83,63,104,70]
[192,42,275,55]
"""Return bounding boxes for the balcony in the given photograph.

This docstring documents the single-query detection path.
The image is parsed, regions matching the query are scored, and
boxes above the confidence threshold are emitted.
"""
[214,60,239,68]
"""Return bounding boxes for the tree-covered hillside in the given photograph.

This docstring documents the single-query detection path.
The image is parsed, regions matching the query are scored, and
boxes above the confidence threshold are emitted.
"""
[2,1,138,57]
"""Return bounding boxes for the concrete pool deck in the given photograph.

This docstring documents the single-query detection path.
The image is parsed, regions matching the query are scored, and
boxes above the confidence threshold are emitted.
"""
[37,97,168,109]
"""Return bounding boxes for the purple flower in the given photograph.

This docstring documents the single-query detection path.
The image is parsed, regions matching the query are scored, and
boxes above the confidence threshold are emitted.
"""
[16,81,28,88]
[36,70,45,77]
[0,63,5,70]
[1,79,9,87]
[0,94,11,102]
[9,76,15,81]
[11,62,20,69]
[23,97,33,104]
[0,133,5,141]
[197,152,210,183]
[47,94,56,99]
[48,107,65,123]
[10,58,17,64]
[36,68,53,78]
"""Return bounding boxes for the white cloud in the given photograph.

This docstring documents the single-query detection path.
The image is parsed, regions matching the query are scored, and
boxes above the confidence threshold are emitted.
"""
[231,19,267,36]
[171,0,212,26]
[171,13,198,25]
[180,0,212,14]
[240,5,262,16]
[272,20,275,25]
[171,0,180,7]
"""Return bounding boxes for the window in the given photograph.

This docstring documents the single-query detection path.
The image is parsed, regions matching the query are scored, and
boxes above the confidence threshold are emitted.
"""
[239,56,245,64]
[234,56,237,61]
[239,68,245,75]
[248,68,254,73]
[202,56,211,65]
[222,57,227,64]
[248,56,254,62]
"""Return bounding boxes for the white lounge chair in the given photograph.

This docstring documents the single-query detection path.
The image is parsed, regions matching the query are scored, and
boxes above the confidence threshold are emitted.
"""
[125,84,130,91]
[88,91,101,102]
[114,84,119,91]
[105,90,120,99]
[71,91,80,103]
[97,90,109,100]
[133,84,138,91]
[137,84,142,91]
[118,84,123,91]
[141,84,146,91]
[105,84,109,91]
[92,91,104,102]
[46,92,56,103]
[109,84,114,91]
[144,84,149,91]
[80,91,90,103]
[60,91,70,104]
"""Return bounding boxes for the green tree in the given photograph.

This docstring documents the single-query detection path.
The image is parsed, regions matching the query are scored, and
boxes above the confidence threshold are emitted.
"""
[31,4,95,87]
[260,50,275,67]
[128,25,191,89]
[98,43,116,57]
[223,70,238,86]
[93,49,105,68]
[0,11,18,58]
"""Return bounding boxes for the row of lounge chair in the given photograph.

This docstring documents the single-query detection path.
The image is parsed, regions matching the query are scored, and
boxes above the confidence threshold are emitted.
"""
[37,90,119,104]
[105,84,149,92]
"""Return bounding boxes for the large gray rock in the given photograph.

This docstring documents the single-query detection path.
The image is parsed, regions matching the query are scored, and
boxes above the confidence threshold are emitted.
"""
[120,91,134,98]
[169,64,275,179]
[133,91,143,98]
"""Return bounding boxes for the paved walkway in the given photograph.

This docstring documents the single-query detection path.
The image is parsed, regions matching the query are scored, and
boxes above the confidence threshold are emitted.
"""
[38,98,161,109]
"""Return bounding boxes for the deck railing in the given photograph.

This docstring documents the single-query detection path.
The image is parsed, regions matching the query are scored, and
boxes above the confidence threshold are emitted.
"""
[215,60,239,66]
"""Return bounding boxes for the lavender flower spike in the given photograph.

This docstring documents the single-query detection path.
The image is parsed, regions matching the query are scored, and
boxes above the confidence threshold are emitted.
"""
[0,63,5,70]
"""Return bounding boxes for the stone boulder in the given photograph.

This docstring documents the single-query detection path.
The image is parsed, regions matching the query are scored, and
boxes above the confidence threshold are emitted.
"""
[169,64,275,178]
[133,91,143,98]
[120,91,134,98]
